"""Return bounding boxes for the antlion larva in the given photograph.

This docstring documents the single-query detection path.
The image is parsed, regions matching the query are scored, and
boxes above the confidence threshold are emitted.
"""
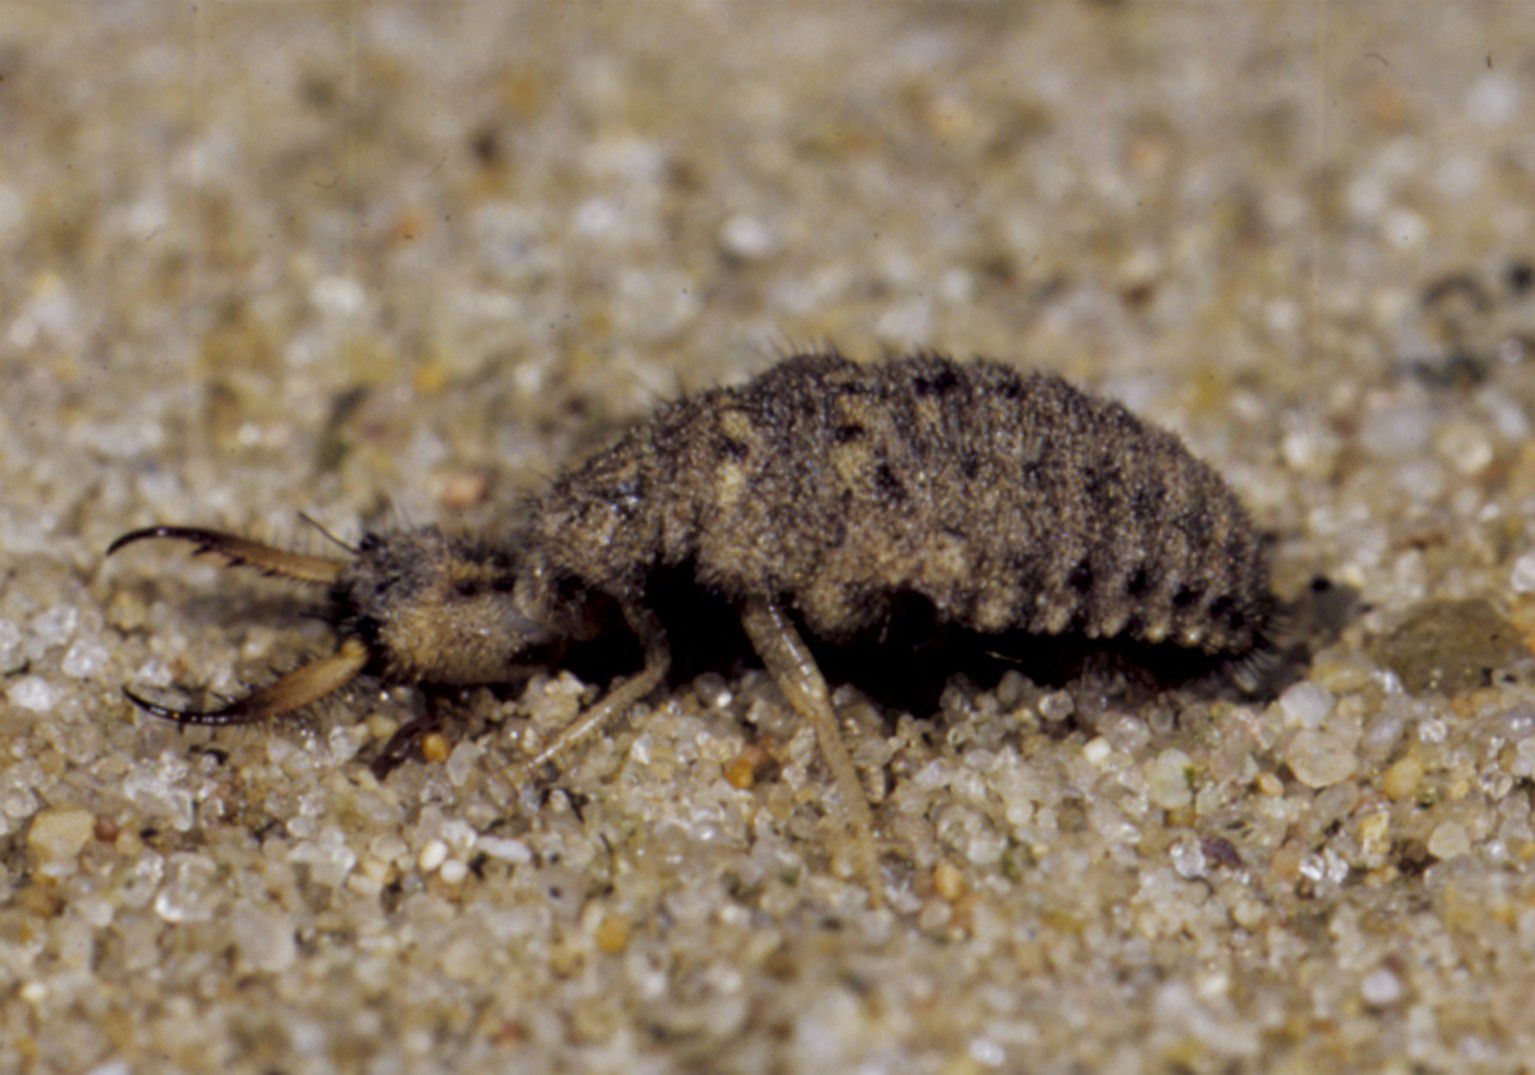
[108,351,1277,903]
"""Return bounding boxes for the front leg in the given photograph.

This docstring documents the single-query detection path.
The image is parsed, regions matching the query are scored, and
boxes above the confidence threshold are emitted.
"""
[739,597,883,906]
[371,669,544,779]
[371,685,455,779]
[514,604,671,780]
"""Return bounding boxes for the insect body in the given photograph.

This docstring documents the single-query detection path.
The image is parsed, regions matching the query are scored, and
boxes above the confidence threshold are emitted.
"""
[110,352,1275,903]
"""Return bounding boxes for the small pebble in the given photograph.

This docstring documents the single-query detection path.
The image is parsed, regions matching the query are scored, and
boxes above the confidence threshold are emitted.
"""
[420,733,452,764]
[692,673,734,709]
[1146,750,1194,810]
[724,752,757,790]
[8,675,61,713]
[418,839,449,872]
[61,637,110,679]
[104,590,147,633]
[933,861,967,902]
[1427,821,1471,860]
[1512,737,1535,778]
[27,806,97,864]
[312,274,365,317]
[718,214,777,261]
[0,619,23,672]
[439,859,469,884]
[365,713,399,741]
[1038,691,1074,722]
[1361,967,1404,1007]
[1278,682,1334,729]
[1170,837,1207,879]
[1357,811,1391,860]
[1284,731,1357,789]
[31,605,80,647]
[1380,755,1425,801]
[445,741,482,787]
[1466,73,1517,125]
[595,914,633,954]
[1255,772,1285,797]
[1081,737,1112,766]
[230,903,297,973]
[1435,420,1493,475]
[439,470,490,508]
[1231,895,1267,930]
[477,836,533,864]
[1513,553,1535,595]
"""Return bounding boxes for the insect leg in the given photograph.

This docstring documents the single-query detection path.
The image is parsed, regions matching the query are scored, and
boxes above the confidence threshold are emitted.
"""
[739,597,883,906]
[515,605,670,779]
[371,685,453,779]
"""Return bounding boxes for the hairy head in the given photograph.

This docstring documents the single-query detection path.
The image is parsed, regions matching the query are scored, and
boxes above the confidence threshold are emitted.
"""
[106,524,587,725]
[336,527,564,685]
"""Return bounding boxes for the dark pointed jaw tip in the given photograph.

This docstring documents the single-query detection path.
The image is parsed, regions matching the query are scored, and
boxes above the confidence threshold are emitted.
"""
[107,526,214,557]
[119,639,372,730]
[121,685,261,727]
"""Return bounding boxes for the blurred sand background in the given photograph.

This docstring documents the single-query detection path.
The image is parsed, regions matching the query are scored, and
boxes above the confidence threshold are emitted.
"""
[4,2,1535,1072]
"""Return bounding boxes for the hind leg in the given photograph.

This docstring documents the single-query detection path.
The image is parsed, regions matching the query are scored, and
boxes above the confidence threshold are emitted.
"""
[740,597,883,906]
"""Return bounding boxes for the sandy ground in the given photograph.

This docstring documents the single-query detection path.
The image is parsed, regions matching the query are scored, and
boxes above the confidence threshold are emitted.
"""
[4,2,1535,1072]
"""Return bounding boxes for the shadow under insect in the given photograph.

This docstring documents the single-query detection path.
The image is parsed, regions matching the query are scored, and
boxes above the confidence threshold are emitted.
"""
[651,577,1311,724]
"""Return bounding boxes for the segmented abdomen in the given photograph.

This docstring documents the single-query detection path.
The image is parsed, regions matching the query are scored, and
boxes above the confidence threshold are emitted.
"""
[531,353,1270,656]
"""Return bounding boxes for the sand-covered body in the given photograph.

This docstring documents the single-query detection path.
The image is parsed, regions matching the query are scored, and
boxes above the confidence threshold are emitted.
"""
[531,353,1271,655]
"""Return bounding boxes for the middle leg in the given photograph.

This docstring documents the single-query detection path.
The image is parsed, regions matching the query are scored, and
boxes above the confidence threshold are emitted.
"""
[740,597,883,905]
[513,604,671,781]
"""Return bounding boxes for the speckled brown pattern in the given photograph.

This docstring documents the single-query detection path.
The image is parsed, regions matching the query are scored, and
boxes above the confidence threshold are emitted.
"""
[533,351,1272,653]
